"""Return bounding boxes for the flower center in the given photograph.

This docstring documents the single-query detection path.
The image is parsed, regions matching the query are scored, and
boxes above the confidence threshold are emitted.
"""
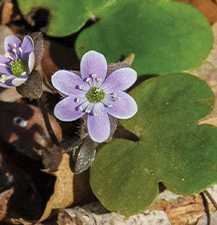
[86,87,105,103]
[10,59,28,77]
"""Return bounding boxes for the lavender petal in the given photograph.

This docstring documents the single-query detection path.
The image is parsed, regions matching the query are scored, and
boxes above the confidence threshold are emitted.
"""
[21,35,34,62]
[52,70,88,96]
[87,103,110,142]
[4,35,21,53]
[0,55,11,64]
[106,92,137,119]
[0,56,11,75]
[101,68,137,92]
[80,51,107,85]
[54,97,85,121]
[28,52,35,73]
[0,75,15,88]
[11,77,28,86]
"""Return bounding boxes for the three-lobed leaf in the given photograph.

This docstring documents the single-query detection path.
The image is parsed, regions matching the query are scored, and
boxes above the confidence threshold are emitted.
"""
[90,73,217,215]
[17,0,213,75]
[76,0,213,75]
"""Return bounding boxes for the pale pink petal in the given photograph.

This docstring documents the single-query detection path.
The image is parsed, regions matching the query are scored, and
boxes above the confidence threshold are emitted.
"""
[106,92,137,119]
[87,103,110,142]
[80,51,107,85]
[52,70,89,96]
[101,68,137,92]
[54,97,85,121]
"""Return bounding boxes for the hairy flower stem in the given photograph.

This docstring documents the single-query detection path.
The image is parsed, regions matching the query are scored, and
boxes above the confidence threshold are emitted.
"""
[37,97,59,146]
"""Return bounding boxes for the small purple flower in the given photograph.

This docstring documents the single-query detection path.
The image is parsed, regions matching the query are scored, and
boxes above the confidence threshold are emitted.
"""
[0,35,35,87]
[52,50,138,143]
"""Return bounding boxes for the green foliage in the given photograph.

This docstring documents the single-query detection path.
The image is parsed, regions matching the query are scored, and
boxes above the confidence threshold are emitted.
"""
[90,73,217,215]
[17,0,118,36]
[17,0,213,75]
[76,0,213,75]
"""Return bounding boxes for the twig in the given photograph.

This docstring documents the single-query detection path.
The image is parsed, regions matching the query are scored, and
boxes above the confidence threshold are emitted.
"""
[204,190,217,210]
[200,192,210,225]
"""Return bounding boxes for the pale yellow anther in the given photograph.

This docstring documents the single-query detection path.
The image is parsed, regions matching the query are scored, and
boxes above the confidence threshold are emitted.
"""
[0,75,7,83]
[21,71,26,76]
[79,105,83,111]
[5,53,11,58]
[97,78,101,82]
[86,78,91,82]
[92,74,97,78]
[76,98,80,102]
[13,43,17,48]
[85,108,91,113]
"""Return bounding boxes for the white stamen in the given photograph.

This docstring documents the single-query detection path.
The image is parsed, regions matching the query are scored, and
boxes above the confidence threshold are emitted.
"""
[79,105,83,111]
[12,48,17,53]
[21,71,27,76]
[18,47,22,53]
[13,43,17,48]
[92,74,96,78]
[79,85,83,89]
[94,112,98,116]
[108,104,113,107]
[12,48,18,58]
[86,78,91,82]
[112,93,116,97]
[5,53,13,60]
[0,63,6,66]
[76,98,80,102]
[97,78,101,82]
[116,97,121,101]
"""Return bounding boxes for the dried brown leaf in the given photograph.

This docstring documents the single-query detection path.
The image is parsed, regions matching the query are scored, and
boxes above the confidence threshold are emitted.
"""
[175,0,217,24]
[39,154,92,222]
[151,194,216,225]
[0,188,14,221]
[1,0,13,25]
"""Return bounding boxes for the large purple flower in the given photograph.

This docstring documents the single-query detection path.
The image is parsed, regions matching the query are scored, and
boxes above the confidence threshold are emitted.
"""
[52,50,138,143]
[0,35,35,87]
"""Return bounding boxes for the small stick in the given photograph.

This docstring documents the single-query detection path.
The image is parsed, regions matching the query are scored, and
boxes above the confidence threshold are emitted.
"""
[37,97,59,146]
[204,190,217,210]
[200,192,210,225]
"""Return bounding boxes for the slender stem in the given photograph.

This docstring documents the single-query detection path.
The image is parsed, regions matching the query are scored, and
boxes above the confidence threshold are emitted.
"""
[204,190,217,210]
[200,192,210,225]
[37,97,59,146]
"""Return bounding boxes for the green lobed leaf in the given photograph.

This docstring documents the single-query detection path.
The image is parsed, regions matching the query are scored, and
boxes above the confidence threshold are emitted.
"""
[17,0,120,36]
[76,0,213,75]
[90,73,217,215]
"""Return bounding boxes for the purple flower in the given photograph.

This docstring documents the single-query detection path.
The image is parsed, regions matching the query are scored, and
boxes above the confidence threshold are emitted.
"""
[52,50,138,143]
[0,35,35,87]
